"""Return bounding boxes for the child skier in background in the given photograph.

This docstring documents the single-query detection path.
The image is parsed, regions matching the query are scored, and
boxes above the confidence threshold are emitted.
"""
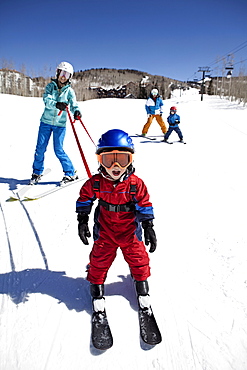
[141,88,167,136]
[164,106,185,143]
[30,61,82,185]
[76,129,157,321]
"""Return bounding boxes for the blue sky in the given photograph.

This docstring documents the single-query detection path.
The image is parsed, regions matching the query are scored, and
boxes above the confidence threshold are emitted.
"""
[1,0,247,81]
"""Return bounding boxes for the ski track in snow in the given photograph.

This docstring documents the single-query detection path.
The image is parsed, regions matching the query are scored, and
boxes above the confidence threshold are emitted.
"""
[0,90,247,369]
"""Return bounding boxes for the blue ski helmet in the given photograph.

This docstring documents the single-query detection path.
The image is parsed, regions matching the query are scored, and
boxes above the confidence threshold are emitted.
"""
[96,129,135,154]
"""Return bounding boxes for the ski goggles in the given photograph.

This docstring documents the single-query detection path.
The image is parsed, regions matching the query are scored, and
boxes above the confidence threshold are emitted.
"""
[58,69,71,79]
[97,150,133,169]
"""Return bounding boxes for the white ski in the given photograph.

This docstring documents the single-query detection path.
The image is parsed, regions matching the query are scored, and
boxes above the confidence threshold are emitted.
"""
[7,168,52,202]
[24,176,87,201]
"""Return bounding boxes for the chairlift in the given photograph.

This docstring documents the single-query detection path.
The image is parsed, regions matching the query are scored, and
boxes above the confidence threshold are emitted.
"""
[225,60,233,78]
[226,70,232,78]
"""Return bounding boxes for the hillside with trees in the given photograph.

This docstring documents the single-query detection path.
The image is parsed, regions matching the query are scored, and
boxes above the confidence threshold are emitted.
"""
[0,66,246,104]
[0,67,184,100]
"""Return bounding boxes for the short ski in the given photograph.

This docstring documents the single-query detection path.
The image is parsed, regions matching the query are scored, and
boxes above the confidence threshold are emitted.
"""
[138,307,162,345]
[133,134,157,141]
[164,140,186,144]
[24,177,87,201]
[173,140,186,144]
[163,140,173,144]
[7,168,51,202]
[91,310,113,350]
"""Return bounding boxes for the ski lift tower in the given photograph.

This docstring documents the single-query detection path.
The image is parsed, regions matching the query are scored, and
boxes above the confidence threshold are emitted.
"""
[198,66,210,101]
[225,55,234,97]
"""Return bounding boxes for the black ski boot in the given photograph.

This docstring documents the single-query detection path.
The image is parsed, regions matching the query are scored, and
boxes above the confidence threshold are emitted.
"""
[135,280,151,313]
[90,283,113,350]
[135,280,162,345]
[29,173,43,185]
[60,173,78,186]
[91,283,105,313]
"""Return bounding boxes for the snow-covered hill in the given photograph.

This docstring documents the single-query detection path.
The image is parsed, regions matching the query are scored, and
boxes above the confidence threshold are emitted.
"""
[0,90,247,370]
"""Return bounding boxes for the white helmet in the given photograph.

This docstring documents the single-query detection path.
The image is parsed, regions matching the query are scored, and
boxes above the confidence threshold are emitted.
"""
[151,88,158,96]
[56,61,74,76]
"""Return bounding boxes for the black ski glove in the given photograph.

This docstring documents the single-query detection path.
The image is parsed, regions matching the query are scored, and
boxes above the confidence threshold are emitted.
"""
[142,220,157,253]
[74,110,81,120]
[175,119,180,123]
[56,102,68,111]
[160,113,163,116]
[77,213,91,245]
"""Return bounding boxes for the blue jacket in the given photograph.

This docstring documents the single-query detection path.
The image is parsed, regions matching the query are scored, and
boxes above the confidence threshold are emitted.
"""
[145,96,163,115]
[40,79,80,127]
[167,113,180,127]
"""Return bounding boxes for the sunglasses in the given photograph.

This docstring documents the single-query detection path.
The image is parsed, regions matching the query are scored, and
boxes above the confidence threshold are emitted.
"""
[58,69,71,80]
[97,150,133,169]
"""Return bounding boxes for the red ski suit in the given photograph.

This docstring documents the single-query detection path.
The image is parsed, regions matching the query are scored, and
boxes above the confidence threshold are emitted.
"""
[76,173,154,284]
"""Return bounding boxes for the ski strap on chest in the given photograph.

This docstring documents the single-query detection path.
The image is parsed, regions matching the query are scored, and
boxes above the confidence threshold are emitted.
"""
[93,179,100,198]
[129,180,137,196]
[99,199,135,212]
[93,177,137,212]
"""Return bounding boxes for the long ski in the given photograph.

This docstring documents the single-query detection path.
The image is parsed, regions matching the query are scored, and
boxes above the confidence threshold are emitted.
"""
[138,307,162,345]
[24,177,87,201]
[91,310,113,350]
[7,168,51,202]
[156,140,186,144]
[132,134,157,141]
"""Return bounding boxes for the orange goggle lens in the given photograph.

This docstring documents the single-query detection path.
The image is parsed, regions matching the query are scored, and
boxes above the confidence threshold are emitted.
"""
[97,151,132,169]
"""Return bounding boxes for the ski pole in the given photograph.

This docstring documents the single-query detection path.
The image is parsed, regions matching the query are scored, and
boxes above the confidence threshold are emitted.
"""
[77,116,96,146]
[61,108,92,178]
[59,109,95,146]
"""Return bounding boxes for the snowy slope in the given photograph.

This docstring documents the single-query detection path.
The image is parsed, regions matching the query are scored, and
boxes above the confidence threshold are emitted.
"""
[0,90,247,370]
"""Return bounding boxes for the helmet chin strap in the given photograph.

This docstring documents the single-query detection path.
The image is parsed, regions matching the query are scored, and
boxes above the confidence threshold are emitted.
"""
[99,166,121,182]
[98,166,115,181]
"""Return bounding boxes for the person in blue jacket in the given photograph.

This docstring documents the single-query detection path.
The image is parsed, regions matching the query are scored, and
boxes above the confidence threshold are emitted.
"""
[141,88,167,136]
[30,61,82,185]
[164,106,184,143]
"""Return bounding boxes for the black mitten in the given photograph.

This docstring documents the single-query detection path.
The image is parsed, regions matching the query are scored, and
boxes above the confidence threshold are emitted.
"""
[142,220,157,253]
[77,213,91,245]
[74,110,81,120]
[56,102,68,111]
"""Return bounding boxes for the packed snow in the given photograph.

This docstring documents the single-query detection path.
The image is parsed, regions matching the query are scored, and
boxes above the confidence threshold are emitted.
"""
[0,89,247,370]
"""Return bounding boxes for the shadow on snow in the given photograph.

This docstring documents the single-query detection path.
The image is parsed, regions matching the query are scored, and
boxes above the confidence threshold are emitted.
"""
[0,270,138,314]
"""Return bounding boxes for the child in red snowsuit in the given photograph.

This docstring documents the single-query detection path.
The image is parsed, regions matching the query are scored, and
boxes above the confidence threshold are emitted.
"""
[76,129,157,314]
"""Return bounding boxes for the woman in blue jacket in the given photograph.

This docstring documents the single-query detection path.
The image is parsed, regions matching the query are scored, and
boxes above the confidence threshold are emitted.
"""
[30,61,81,185]
[164,106,184,143]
